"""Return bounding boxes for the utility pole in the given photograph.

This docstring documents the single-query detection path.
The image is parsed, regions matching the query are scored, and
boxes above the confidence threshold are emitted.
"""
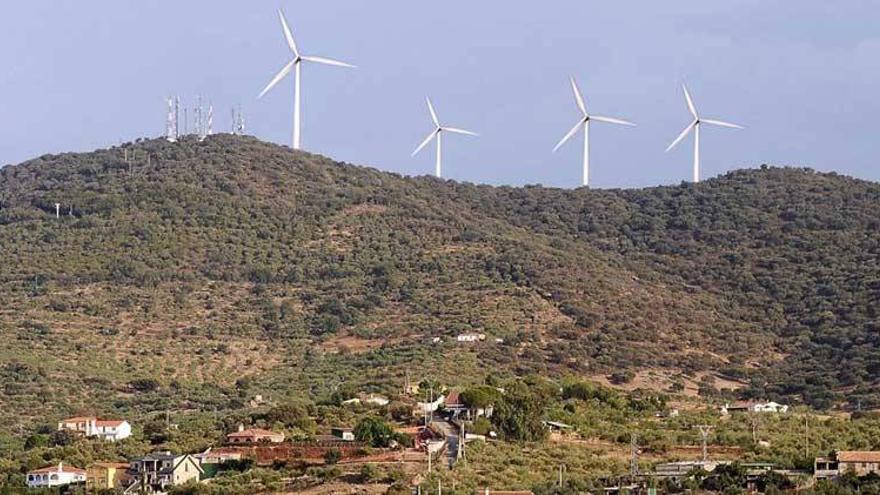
[630,433,639,478]
[696,425,713,463]
[803,414,810,460]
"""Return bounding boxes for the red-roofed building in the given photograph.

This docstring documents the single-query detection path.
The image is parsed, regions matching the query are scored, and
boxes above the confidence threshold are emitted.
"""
[27,462,86,488]
[226,424,285,444]
[58,416,131,441]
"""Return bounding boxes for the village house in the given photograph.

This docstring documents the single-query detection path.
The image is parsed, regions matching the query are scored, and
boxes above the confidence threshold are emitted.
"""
[444,389,466,414]
[194,447,243,467]
[721,401,789,415]
[57,416,132,441]
[226,424,285,444]
[127,452,202,492]
[815,451,880,479]
[331,427,355,441]
[86,462,130,491]
[456,333,485,343]
[26,463,86,488]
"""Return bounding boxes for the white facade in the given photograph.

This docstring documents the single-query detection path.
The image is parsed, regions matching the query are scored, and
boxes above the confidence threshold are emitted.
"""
[57,417,131,441]
[456,333,485,342]
[27,463,86,488]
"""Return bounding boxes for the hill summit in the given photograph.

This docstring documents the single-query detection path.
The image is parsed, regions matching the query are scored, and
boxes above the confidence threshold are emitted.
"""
[1,135,878,423]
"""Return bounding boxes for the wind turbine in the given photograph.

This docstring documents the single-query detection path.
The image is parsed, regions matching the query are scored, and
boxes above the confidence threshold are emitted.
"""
[553,77,635,187]
[666,84,743,183]
[258,9,355,150]
[412,97,478,178]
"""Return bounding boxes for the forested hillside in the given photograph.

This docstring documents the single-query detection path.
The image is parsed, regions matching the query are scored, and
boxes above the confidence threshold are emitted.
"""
[1,135,878,428]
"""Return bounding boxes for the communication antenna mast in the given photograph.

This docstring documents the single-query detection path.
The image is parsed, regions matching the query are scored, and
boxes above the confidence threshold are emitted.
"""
[174,96,181,139]
[236,105,245,135]
[195,95,203,138]
[166,97,177,142]
[184,107,189,136]
[231,107,237,134]
[206,103,214,138]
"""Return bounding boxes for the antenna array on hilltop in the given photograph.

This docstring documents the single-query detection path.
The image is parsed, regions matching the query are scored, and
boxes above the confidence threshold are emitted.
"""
[165,96,222,142]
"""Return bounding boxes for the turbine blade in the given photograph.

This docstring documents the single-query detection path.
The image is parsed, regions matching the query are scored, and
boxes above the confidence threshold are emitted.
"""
[412,130,438,156]
[258,60,296,99]
[682,84,698,118]
[591,115,636,126]
[666,122,696,152]
[553,120,584,152]
[442,127,478,136]
[570,77,587,115]
[702,118,744,129]
[426,97,439,127]
[278,10,299,56]
[300,55,356,68]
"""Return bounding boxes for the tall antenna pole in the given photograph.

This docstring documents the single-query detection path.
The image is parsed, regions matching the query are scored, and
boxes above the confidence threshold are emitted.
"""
[174,96,180,139]
[207,103,214,138]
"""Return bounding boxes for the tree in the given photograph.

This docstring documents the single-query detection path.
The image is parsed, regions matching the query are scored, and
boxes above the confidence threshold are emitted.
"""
[491,382,548,442]
[354,417,394,448]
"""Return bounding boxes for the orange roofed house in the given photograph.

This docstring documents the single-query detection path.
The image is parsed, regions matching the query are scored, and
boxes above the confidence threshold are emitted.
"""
[57,416,132,441]
[27,463,86,488]
[226,424,285,444]
[816,451,880,479]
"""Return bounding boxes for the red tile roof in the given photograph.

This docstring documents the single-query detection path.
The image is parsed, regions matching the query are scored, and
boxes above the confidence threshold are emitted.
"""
[446,390,463,407]
[60,416,96,423]
[227,428,283,438]
[838,451,880,463]
[95,420,126,427]
[29,465,86,475]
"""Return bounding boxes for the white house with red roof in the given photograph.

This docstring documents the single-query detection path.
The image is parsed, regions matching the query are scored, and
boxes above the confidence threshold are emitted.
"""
[58,416,131,441]
[27,462,86,488]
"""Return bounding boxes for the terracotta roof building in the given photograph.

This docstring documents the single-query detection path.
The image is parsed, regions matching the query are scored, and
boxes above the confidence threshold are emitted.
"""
[226,424,285,444]
[27,463,86,488]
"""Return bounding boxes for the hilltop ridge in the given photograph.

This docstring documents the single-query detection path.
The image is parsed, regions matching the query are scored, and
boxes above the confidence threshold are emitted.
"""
[1,135,879,427]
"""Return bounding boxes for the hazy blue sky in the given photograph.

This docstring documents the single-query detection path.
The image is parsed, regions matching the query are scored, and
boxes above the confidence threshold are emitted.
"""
[1,1,878,188]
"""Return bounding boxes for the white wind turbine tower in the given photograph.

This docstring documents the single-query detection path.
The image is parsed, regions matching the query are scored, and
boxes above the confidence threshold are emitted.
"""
[258,9,355,150]
[666,84,744,183]
[554,77,635,187]
[412,97,478,178]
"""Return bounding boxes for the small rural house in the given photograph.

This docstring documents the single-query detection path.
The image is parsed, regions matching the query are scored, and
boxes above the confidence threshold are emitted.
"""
[86,462,130,491]
[127,452,202,492]
[721,401,789,415]
[194,448,243,466]
[331,427,355,441]
[815,451,880,479]
[456,333,485,343]
[57,416,132,441]
[226,424,285,444]
[27,463,86,488]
